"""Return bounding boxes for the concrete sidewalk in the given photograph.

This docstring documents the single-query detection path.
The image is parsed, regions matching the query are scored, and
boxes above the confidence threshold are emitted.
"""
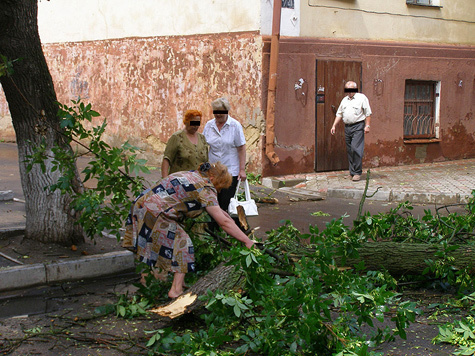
[263,158,475,205]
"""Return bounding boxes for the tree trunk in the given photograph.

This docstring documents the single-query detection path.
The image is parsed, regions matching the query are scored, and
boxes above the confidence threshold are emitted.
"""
[340,242,475,276]
[0,0,84,245]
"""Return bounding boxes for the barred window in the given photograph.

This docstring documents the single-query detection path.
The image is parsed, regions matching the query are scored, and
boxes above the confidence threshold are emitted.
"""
[404,80,438,139]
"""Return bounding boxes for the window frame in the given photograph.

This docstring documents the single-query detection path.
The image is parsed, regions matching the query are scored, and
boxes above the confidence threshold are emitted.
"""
[403,80,441,142]
[282,0,295,9]
[406,0,442,7]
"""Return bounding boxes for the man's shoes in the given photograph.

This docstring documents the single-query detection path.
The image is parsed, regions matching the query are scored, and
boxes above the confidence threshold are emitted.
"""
[352,175,361,181]
[345,175,353,179]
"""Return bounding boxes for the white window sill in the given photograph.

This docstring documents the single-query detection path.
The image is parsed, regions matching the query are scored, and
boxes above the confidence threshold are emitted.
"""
[407,4,442,8]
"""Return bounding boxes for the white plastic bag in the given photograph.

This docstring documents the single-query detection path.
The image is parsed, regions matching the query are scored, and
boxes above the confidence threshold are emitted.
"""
[228,179,258,217]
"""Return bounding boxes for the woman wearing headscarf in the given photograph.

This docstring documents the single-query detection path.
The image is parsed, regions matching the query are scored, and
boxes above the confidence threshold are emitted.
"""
[161,109,208,178]
[123,162,254,299]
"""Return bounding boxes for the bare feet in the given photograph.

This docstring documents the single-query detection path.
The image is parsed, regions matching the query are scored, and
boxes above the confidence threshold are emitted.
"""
[168,290,183,299]
[169,272,186,299]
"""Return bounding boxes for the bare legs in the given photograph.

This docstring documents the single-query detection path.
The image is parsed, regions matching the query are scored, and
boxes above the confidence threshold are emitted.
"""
[169,272,186,299]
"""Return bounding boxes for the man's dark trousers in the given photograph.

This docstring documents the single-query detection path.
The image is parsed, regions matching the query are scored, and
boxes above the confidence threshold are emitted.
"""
[344,121,365,176]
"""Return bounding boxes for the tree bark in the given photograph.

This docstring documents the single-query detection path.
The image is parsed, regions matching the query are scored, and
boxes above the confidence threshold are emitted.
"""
[340,242,475,276]
[151,263,245,319]
[0,0,84,245]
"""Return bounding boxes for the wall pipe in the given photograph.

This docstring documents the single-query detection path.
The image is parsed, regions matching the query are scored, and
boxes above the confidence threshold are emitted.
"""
[265,0,281,166]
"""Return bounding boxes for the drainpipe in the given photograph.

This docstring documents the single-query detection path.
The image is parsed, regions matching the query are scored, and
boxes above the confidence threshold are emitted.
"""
[265,0,281,166]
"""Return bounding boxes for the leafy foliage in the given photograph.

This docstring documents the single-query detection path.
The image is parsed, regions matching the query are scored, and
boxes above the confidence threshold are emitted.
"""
[354,196,475,245]
[113,293,150,319]
[143,219,424,355]
[26,99,151,240]
[246,172,262,185]
[138,194,475,355]
[354,197,475,294]
[433,316,475,355]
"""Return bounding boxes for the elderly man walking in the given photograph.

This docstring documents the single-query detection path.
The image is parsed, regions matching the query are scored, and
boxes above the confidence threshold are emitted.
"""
[330,81,372,181]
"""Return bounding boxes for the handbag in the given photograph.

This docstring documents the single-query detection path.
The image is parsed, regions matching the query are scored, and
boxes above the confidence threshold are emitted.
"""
[228,179,259,217]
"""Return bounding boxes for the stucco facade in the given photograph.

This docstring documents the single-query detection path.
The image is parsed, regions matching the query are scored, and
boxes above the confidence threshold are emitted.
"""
[301,0,473,45]
[42,32,266,170]
[263,37,475,176]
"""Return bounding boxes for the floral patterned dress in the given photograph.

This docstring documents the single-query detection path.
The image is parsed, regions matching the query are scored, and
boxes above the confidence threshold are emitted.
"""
[123,171,218,273]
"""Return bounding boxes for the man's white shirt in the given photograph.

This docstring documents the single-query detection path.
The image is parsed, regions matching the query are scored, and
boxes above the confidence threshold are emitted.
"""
[336,93,372,125]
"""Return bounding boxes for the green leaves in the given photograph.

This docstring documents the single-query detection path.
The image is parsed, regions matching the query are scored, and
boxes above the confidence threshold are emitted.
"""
[112,294,150,319]
[433,316,475,355]
[391,301,419,340]
[26,99,150,240]
[0,55,20,77]
[240,249,258,267]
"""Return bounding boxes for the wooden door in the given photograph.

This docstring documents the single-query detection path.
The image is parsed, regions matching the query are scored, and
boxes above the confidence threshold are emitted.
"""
[315,60,362,172]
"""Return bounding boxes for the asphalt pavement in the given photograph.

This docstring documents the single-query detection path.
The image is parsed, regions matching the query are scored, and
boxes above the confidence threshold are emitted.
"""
[1,142,474,292]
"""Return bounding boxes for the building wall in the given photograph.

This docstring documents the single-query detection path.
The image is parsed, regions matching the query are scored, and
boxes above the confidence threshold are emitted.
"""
[39,32,265,170]
[300,0,475,45]
[262,37,475,176]
[0,0,293,172]
[37,0,262,43]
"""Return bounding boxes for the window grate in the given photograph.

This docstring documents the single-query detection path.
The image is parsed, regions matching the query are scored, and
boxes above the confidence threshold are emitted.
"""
[404,81,436,139]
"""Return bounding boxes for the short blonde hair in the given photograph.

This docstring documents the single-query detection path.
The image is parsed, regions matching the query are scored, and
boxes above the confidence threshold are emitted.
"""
[183,110,202,124]
[211,97,230,112]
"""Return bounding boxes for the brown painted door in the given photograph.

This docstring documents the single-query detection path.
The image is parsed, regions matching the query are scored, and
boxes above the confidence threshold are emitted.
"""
[315,60,362,172]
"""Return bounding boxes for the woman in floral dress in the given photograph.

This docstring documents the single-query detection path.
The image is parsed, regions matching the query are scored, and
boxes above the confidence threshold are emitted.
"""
[124,162,254,299]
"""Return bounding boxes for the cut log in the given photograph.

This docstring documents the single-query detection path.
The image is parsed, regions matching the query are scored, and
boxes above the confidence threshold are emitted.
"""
[237,205,250,233]
[339,242,475,276]
[150,263,245,319]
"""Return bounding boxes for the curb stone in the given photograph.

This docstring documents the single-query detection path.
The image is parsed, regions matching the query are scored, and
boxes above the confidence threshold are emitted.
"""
[0,251,135,292]
[390,191,461,205]
[0,228,26,238]
[0,190,14,201]
[327,188,391,201]
[294,188,472,205]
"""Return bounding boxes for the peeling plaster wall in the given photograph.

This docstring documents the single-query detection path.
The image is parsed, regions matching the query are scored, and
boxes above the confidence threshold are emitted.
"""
[0,32,265,172]
[0,90,15,142]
